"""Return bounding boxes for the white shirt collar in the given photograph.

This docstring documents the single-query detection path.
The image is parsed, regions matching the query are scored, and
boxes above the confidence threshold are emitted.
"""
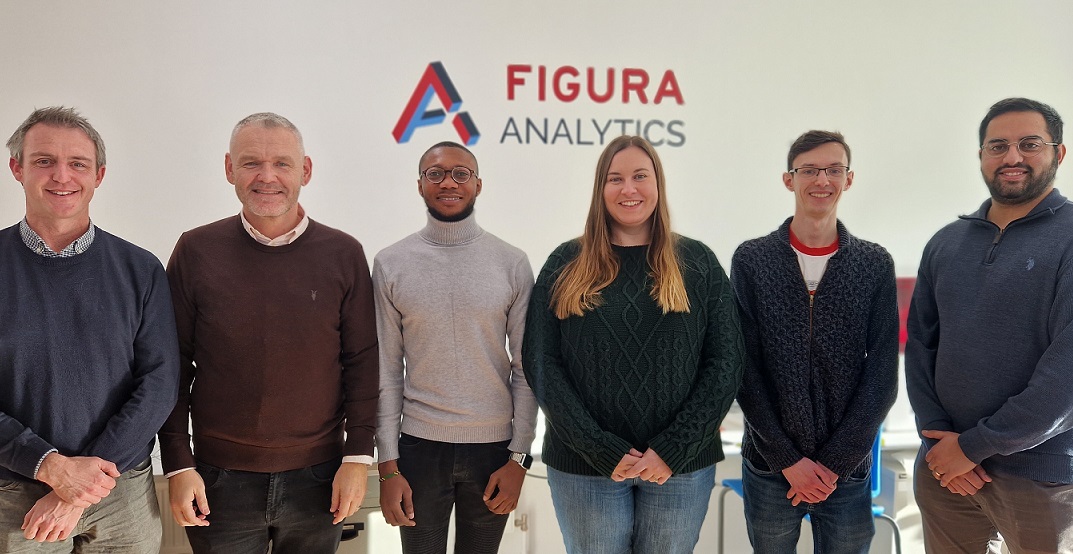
[239,207,309,246]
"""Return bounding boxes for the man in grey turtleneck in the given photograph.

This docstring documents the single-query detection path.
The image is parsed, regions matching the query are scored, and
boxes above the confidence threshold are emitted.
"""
[373,141,537,554]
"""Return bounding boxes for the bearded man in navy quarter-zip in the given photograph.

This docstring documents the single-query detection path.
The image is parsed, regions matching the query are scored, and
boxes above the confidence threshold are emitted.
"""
[907,97,1073,553]
[731,130,899,553]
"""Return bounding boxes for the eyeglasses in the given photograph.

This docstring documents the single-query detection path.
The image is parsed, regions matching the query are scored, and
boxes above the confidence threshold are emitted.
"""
[789,166,849,180]
[421,166,476,185]
[981,137,1060,158]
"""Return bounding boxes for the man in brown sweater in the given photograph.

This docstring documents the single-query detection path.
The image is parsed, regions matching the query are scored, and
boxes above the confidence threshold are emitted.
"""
[158,113,379,553]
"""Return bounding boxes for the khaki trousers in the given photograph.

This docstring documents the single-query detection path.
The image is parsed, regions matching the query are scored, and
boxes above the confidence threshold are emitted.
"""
[0,458,161,553]
[914,447,1073,554]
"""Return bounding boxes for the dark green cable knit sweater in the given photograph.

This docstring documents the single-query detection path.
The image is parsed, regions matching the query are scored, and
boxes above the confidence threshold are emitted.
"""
[522,236,744,477]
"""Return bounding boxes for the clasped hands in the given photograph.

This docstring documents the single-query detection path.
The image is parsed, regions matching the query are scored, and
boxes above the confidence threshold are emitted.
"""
[922,430,992,496]
[782,457,838,506]
[23,453,120,542]
[611,448,672,484]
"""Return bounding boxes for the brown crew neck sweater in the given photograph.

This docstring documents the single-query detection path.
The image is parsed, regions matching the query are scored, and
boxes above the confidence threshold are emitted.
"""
[158,216,379,474]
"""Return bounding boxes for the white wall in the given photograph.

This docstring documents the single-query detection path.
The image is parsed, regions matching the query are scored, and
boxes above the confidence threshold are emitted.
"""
[2,1,1071,276]
[6,3,1064,552]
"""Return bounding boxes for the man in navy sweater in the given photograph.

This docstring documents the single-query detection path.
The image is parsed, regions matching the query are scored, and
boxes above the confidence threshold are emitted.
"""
[907,97,1073,552]
[0,107,180,552]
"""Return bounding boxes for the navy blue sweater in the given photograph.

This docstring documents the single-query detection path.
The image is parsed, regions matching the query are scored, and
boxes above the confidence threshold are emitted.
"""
[732,219,899,479]
[0,224,180,481]
[907,189,1073,483]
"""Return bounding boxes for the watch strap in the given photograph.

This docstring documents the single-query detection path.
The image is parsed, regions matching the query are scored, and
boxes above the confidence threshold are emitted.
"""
[510,451,533,470]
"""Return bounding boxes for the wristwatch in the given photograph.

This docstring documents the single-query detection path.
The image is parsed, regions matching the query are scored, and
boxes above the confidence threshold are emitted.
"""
[509,451,534,470]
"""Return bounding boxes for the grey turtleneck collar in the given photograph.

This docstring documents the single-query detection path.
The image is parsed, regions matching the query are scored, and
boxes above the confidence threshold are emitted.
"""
[418,211,484,246]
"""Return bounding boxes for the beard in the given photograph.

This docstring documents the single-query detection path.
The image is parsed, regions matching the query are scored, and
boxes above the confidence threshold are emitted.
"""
[426,198,476,222]
[984,156,1059,206]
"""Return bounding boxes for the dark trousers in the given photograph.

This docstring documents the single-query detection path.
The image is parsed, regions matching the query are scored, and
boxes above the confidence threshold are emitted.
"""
[185,459,342,554]
[397,434,511,554]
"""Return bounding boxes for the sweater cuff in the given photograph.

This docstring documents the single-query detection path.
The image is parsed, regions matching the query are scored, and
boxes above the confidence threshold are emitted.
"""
[374,437,399,464]
[14,433,55,481]
[955,428,991,465]
[817,451,863,479]
[761,445,805,473]
[648,435,690,473]
[592,435,637,477]
[159,443,197,475]
[343,429,375,460]
[507,437,533,456]
[744,427,804,472]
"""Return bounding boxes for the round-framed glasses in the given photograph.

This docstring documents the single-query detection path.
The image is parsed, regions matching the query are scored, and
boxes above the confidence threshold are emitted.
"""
[421,166,476,185]
[981,137,1060,158]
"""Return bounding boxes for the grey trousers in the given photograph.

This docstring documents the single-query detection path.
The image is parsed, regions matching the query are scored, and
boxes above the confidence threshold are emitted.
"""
[0,458,161,553]
[914,447,1073,554]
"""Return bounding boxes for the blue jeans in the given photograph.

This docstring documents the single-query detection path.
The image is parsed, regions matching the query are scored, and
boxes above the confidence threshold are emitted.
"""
[546,464,715,554]
[184,459,342,554]
[396,434,511,554]
[742,458,873,554]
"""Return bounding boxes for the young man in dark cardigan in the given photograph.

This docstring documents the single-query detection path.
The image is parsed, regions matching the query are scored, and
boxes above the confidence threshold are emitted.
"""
[731,130,899,553]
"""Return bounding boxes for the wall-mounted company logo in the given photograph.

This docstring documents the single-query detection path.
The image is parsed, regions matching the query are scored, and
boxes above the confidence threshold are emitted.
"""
[393,61,686,147]
[393,62,480,146]
[503,64,685,147]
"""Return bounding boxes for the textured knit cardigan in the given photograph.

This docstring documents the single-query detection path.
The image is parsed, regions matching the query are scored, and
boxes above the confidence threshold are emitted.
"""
[731,218,899,479]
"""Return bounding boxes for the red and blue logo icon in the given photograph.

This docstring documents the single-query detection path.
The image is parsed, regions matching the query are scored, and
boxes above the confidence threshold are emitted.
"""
[392,62,480,145]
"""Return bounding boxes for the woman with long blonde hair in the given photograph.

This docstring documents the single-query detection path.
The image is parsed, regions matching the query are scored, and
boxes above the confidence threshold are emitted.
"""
[522,135,744,553]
